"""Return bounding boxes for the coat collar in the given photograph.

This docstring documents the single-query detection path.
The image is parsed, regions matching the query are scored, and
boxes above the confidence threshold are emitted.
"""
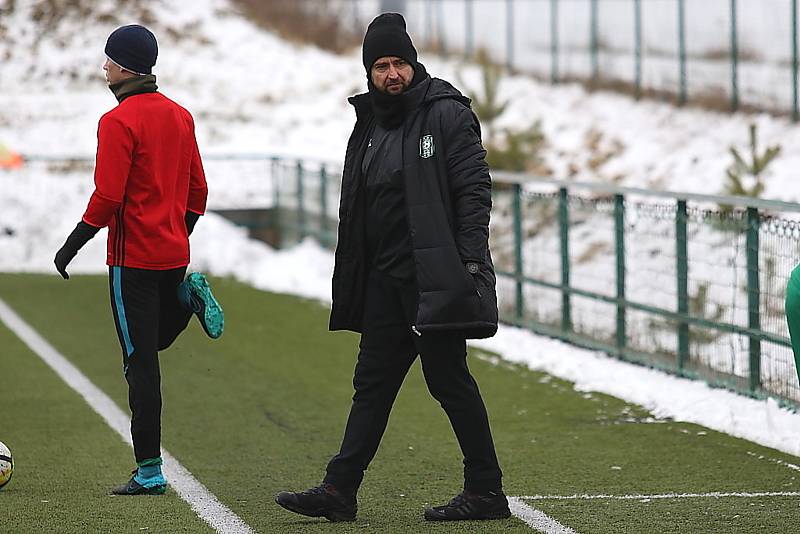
[348,76,432,122]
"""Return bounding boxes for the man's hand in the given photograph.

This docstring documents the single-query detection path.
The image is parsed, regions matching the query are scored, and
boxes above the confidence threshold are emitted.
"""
[53,221,101,280]
[185,211,200,236]
[54,245,77,279]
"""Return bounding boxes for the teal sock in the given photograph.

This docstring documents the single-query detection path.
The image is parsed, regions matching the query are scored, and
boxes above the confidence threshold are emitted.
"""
[134,457,166,488]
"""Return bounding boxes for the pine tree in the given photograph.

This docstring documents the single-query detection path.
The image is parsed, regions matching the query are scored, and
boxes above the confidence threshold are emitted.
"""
[469,49,508,141]
[724,123,781,198]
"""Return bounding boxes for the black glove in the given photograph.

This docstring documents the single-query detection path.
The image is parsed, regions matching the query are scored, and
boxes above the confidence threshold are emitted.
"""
[185,211,200,236]
[54,221,100,279]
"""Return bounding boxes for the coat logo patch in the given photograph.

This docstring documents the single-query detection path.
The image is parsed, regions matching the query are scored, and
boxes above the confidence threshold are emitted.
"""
[419,134,435,159]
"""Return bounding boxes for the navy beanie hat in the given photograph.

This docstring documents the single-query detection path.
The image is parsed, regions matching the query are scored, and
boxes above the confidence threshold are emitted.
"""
[105,24,158,75]
[362,13,417,73]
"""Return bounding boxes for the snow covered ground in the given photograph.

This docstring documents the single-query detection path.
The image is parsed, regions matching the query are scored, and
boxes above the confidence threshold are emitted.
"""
[3,0,800,201]
[2,0,800,457]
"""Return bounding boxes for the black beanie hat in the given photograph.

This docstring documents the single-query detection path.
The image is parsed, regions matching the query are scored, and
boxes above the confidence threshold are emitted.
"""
[362,13,418,73]
[105,24,158,75]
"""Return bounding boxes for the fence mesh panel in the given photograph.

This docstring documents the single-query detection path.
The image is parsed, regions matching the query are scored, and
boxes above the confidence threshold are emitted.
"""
[624,201,679,361]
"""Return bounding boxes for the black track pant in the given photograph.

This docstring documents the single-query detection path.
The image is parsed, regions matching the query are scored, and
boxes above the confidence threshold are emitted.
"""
[108,266,192,463]
[324,270,503,494]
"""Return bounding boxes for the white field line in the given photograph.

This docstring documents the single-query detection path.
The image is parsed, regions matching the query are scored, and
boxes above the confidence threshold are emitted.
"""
[508,497,580,534]
[0,297,257,534]
[518,491,800,500]
[509,490,800,533]
[746,451,800,472]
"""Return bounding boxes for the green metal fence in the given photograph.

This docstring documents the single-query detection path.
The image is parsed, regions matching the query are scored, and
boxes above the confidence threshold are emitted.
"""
[491,174,800,407]
[268,157,339,248]
[274,158,800,407]
[362,0,800,119]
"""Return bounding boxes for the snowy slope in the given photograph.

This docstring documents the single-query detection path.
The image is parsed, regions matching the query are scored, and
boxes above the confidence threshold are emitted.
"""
[0,0,358,160]
[2,0,799,201]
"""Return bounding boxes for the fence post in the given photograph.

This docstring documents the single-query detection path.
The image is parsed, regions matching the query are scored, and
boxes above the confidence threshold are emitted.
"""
[551,0,559,84]
[271,157,281,247]
[465,0,474,59]
[271,157,280,210]
[296,161,305,240]
[559,187,572,332]
[320,164,329,243]
[590,0,599,82]
[513,183,524,320]
[793,0,798,121]
[676,199,689,371]
[746,207,762,392]
[437,0,447,58]
[730,0,739,111]
[615,194,626,356]
[506,0,514,70]
[677,0,687,105]
[426,0,434,48]
[352,2,361,32]
[634,0,642,99]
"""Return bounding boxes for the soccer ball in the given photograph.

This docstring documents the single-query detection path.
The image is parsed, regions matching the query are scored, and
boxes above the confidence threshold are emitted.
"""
[0,441,12,489]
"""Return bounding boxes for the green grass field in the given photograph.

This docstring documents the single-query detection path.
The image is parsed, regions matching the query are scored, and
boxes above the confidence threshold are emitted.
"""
[0,273,799,533]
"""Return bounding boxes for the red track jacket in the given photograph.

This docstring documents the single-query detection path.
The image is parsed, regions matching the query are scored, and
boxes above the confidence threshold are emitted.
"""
[82,92,208,270]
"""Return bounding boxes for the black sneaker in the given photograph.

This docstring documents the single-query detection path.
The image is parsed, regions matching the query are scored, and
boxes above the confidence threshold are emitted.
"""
[275,483,357,522]
[424,490,511,521]
[110,469,167,496]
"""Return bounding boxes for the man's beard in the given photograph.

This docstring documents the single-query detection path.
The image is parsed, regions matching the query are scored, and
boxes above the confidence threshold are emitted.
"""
[368,62,428,129]
[383,80,408,94]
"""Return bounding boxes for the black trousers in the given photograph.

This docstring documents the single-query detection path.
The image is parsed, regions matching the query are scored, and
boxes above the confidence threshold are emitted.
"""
[325,270,503,494]
[108,266,192,463]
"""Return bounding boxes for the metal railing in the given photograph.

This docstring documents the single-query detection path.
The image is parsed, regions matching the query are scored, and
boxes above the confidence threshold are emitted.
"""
[488,174,800,407]
[355,0,800,119]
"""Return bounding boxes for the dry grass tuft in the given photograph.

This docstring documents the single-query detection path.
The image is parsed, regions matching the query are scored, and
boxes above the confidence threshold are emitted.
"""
[231,0,360,54]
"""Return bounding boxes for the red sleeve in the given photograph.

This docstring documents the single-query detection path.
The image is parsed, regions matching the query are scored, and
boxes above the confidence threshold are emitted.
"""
[187,116,208,215]
[82,115,133,227]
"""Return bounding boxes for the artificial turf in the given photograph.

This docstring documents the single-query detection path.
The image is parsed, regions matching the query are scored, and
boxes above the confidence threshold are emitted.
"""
[0,273,798,533]
[0,314,212,533]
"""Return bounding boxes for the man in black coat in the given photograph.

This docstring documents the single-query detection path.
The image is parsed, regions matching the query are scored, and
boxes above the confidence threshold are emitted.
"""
[275,13,509,523]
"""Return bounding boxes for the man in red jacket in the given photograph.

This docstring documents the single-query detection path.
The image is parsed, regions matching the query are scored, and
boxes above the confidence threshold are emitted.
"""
[54,24,224,495]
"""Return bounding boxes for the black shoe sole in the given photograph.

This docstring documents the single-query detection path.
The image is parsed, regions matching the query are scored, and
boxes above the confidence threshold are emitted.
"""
[423,509,512,521]
[111,485,167,496]
[275,496,356,522]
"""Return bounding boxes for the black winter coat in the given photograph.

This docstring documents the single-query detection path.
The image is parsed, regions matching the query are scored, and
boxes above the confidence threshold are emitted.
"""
[329,76,498,339]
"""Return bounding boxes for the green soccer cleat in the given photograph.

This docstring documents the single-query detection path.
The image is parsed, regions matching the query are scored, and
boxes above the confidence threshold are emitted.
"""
[180,272,224,339]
